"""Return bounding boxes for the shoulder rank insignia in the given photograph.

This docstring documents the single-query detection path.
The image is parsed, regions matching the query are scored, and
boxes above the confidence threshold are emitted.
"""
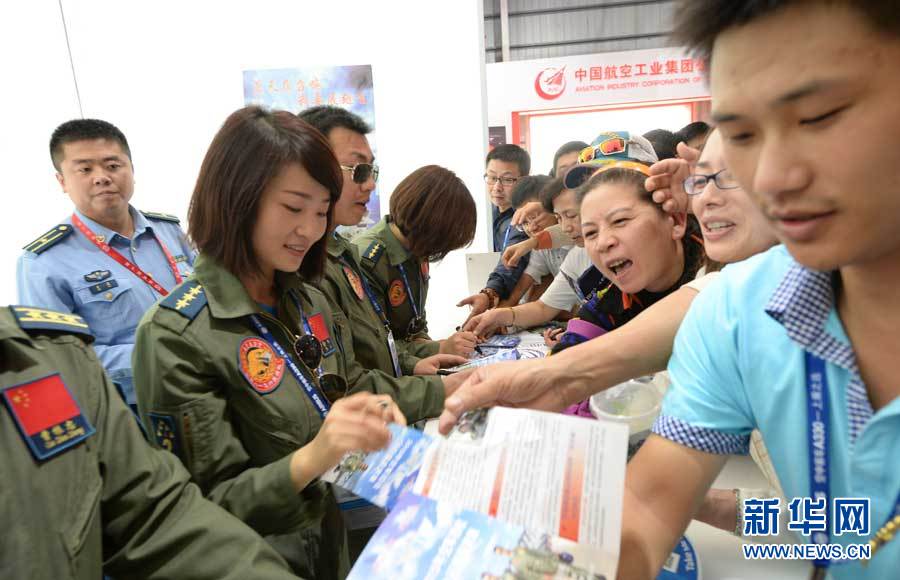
[11,306,92,338]
[23,224,73,255]
[2,373,96,461]
[159,280,207,320]
[362,241,385,267]
[141,210,181,224]
[147,412,181,454]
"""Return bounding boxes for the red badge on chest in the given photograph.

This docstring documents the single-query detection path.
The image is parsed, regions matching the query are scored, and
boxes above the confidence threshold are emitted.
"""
[238,337,285,394]
[343,266,365,300]
[2,373,95,461]
[389,279,407,307]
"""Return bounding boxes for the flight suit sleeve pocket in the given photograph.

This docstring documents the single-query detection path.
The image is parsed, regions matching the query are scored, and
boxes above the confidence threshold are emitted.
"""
[63,465,102,562]
[145,397,218,477]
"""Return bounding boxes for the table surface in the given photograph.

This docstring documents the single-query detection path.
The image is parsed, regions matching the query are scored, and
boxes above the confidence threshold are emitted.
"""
[686,455,810,579]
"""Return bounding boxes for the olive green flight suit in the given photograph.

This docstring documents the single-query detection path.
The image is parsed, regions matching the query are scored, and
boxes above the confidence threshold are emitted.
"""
[132,254,350,579]
[318,233,445,420]
[0,305,297,580]
[351,216,441,354]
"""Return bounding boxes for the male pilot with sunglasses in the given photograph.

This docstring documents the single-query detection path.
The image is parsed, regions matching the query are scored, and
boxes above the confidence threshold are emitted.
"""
[16,119,194,413]
[298,106,469,419]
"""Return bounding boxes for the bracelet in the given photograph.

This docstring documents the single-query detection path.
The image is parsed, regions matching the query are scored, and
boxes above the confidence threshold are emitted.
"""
[479,288,500,308]
[508,307,517,326]
[734,489,743,537]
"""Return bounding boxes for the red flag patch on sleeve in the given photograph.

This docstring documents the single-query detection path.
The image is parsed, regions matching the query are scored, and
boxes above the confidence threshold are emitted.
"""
[2,373,95,461]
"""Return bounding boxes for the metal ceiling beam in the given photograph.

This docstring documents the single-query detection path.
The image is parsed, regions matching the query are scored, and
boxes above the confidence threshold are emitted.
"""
[485,31,671,52]
[484,0,673,20]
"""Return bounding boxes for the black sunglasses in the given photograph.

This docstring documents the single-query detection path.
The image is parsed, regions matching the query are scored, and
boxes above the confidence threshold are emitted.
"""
[319,373,349,405]
[340,163,379,185]
[294,334,322,371]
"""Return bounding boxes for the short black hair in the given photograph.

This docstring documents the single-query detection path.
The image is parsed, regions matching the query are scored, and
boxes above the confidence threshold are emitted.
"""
[510,175,552,209]
[642,129,679,161]
[485,144,530,176]
[550,140,589,177]
[297,105,371,139]
[676,121,711,145]
[674,1,900,62]
[539,177,567,213]
[50,119,131,171]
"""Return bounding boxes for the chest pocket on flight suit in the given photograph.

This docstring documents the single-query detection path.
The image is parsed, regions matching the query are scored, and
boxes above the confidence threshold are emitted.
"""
[74,278,137,320]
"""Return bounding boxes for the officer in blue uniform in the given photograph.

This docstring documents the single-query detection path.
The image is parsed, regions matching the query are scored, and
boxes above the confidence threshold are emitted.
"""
[16,119,194,409]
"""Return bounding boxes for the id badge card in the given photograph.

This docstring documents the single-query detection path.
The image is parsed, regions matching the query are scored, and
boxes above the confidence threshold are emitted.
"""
[386,330,402,378]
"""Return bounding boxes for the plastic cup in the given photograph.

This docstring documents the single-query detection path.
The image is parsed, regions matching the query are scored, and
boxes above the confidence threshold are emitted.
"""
[589,376,663,459]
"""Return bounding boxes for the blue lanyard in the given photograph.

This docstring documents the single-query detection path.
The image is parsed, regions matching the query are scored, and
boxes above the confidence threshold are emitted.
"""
[248,314,329,418]
[805,352,900,570]
[396,263,422,320]
[805,352,832,570]
[501,223,512,251]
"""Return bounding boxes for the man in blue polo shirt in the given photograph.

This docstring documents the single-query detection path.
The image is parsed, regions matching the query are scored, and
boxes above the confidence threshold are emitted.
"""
[16,119,194,410]
[617,2,900,578]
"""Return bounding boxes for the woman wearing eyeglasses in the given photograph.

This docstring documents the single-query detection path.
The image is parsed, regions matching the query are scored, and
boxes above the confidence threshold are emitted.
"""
[131,107,403,579]
[352,165,478,353]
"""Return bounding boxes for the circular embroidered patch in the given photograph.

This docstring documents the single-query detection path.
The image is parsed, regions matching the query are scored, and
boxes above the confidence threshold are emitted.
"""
[343,265,365,300]
[238,337,285,394]
[388,279,406,307]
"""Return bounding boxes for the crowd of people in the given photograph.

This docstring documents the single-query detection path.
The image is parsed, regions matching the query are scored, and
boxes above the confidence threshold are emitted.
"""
[3,1,899,579]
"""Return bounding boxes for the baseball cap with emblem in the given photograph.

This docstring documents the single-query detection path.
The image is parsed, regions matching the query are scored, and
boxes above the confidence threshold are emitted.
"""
[563,131,659,189]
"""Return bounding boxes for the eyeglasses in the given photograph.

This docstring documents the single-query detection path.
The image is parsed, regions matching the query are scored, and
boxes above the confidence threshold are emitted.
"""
[683,168,740,195]
[483,174,518,188]
[340,163,379,184]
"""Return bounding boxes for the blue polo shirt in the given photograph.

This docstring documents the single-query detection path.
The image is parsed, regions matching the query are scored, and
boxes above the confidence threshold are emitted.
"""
[653,245,900,579]
[16,207,195,406]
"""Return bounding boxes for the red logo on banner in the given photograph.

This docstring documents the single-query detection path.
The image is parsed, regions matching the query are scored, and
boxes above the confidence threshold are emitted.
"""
[534,66,566,100]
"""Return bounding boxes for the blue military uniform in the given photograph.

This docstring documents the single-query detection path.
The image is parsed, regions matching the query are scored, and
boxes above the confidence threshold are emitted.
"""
[16,206,195,407]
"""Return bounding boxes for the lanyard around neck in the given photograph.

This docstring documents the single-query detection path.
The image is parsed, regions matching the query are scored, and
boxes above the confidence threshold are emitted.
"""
[501,223,512,251]
[71,213,182,295]
[805,352,900,572]
[396,262,423,321]
[248,313,329,418]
